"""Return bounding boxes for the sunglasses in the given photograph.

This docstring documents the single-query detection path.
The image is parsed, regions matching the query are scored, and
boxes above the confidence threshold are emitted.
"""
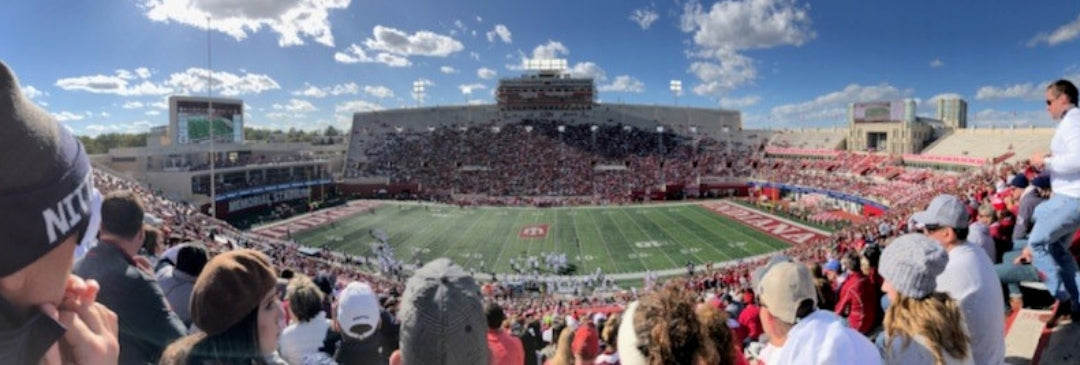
[921,224,946,234]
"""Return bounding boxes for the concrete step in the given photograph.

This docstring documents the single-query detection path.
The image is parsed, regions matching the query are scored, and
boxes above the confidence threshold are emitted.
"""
[1005,309,1080,364]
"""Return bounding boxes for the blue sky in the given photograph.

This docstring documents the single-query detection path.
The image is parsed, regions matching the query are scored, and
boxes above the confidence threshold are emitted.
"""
[2,0,1079,136]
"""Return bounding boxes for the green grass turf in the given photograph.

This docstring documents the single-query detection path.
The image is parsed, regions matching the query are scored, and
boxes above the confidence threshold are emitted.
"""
[292,202,792,275]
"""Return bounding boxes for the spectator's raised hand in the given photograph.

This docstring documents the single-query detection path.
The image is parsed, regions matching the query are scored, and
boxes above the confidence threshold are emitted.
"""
[39,276,119,365]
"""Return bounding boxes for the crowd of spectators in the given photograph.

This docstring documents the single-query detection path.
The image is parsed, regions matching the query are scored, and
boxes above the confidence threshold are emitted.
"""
[8,56,1080,364]
[350,120,763,204]
[82,129,1074,365]
[86,125,1073,364]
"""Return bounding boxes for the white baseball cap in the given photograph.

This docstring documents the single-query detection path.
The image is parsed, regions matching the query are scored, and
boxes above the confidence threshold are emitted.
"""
[336,282,381,340]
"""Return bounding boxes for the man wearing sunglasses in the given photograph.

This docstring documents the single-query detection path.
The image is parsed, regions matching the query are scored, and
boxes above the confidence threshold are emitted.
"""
[1026,79,1080,327]
[911,194,1005,365]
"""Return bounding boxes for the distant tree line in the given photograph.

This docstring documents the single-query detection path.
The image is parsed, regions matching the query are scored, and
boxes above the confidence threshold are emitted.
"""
[77,126,344,154]
[78,133,147,154]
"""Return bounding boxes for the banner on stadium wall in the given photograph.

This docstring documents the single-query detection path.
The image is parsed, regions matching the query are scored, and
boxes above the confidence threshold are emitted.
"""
[901,154,986,167]
[227,187,311,213]
[747,181,889,210]
[764,147,841,157]
[862,203,885,217]
[216,179,332,201]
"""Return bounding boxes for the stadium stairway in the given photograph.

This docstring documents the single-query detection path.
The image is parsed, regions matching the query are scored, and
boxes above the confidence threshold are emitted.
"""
[1006,308,1080,364]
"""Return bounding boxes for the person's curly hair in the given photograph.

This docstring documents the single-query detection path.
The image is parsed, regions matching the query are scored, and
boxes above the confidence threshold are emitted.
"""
[697,304,737,365]
[632,281,719,365]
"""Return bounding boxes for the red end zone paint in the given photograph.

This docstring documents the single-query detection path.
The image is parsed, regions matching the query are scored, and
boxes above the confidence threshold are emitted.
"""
[519,224,549,239]
[701,201,830,246]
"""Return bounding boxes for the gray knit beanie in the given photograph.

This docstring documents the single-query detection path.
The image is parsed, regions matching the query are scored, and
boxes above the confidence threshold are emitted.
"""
[879,234,948,299]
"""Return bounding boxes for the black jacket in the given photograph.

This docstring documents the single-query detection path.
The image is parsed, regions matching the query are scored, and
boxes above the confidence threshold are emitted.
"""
[0,295,65,364]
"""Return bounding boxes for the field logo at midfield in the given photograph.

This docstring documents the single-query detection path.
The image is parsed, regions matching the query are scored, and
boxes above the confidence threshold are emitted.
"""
[519,224,549,239]
[702,201,830,245]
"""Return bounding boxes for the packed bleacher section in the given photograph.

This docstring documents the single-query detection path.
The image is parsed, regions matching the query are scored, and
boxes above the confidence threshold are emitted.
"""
[766,128,847,150]
[349,120,767,204]
[94,170,406,297]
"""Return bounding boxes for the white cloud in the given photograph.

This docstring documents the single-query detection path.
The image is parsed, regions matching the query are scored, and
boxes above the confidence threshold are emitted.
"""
[689,48,757,95]
[140,0,350,47]
[458,83,486,95]
[335,100,384,113]
[150,100,168,110]
[122,101,145,109]
[719,95,761,109]
[291,82,359,98]
[568,62,606,81]
[80,120,154,137]
[57,68,278,97]
[162,68,281,96]
[927,93,963,103]
[145,110,161,116]
[134,67,152,79]
[531,41,569,59]
[467,99,488,105]
[375,52,411,67]
[363,85,394,99]
[52,111,86,122]
[100,112,111,118]
[629,8,659,30]
[84,125,106,135]
[972,109,1054,128]
[486,24,512,43]
[470,52,480,61]
[916,92,964,116]
[440,66,459,74]
[364,25,464,57]
[1027,13,1080,47]
[768,83,912,125]
[598,75,645,93]
[975,82,1040,100]
[22,85,46,99]
[265,112,305,120]
[334,44,369,63]
[680,0,815,96]
[477,67,497,79]
[56,69,174,96]
[929,58,944,68]
[334,44,413,67]
[681,0,814,50]
[273,99,318,113]
[292,85,326,98]
[476,16,483,23]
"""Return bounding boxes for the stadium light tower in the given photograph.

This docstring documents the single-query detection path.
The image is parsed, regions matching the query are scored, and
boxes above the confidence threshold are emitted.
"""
[207,15,217,218]
[412,80,426,108]
[670,80,682,106]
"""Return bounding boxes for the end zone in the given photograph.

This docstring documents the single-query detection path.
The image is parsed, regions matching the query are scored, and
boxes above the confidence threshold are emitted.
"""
[701,201,830,246]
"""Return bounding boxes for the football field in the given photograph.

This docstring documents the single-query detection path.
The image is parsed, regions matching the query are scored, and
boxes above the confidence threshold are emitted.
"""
[292,201,812,275]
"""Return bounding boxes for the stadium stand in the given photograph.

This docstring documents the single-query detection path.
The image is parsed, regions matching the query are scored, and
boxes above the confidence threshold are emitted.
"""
[919,128,1054,164]
[767,128,847,150]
